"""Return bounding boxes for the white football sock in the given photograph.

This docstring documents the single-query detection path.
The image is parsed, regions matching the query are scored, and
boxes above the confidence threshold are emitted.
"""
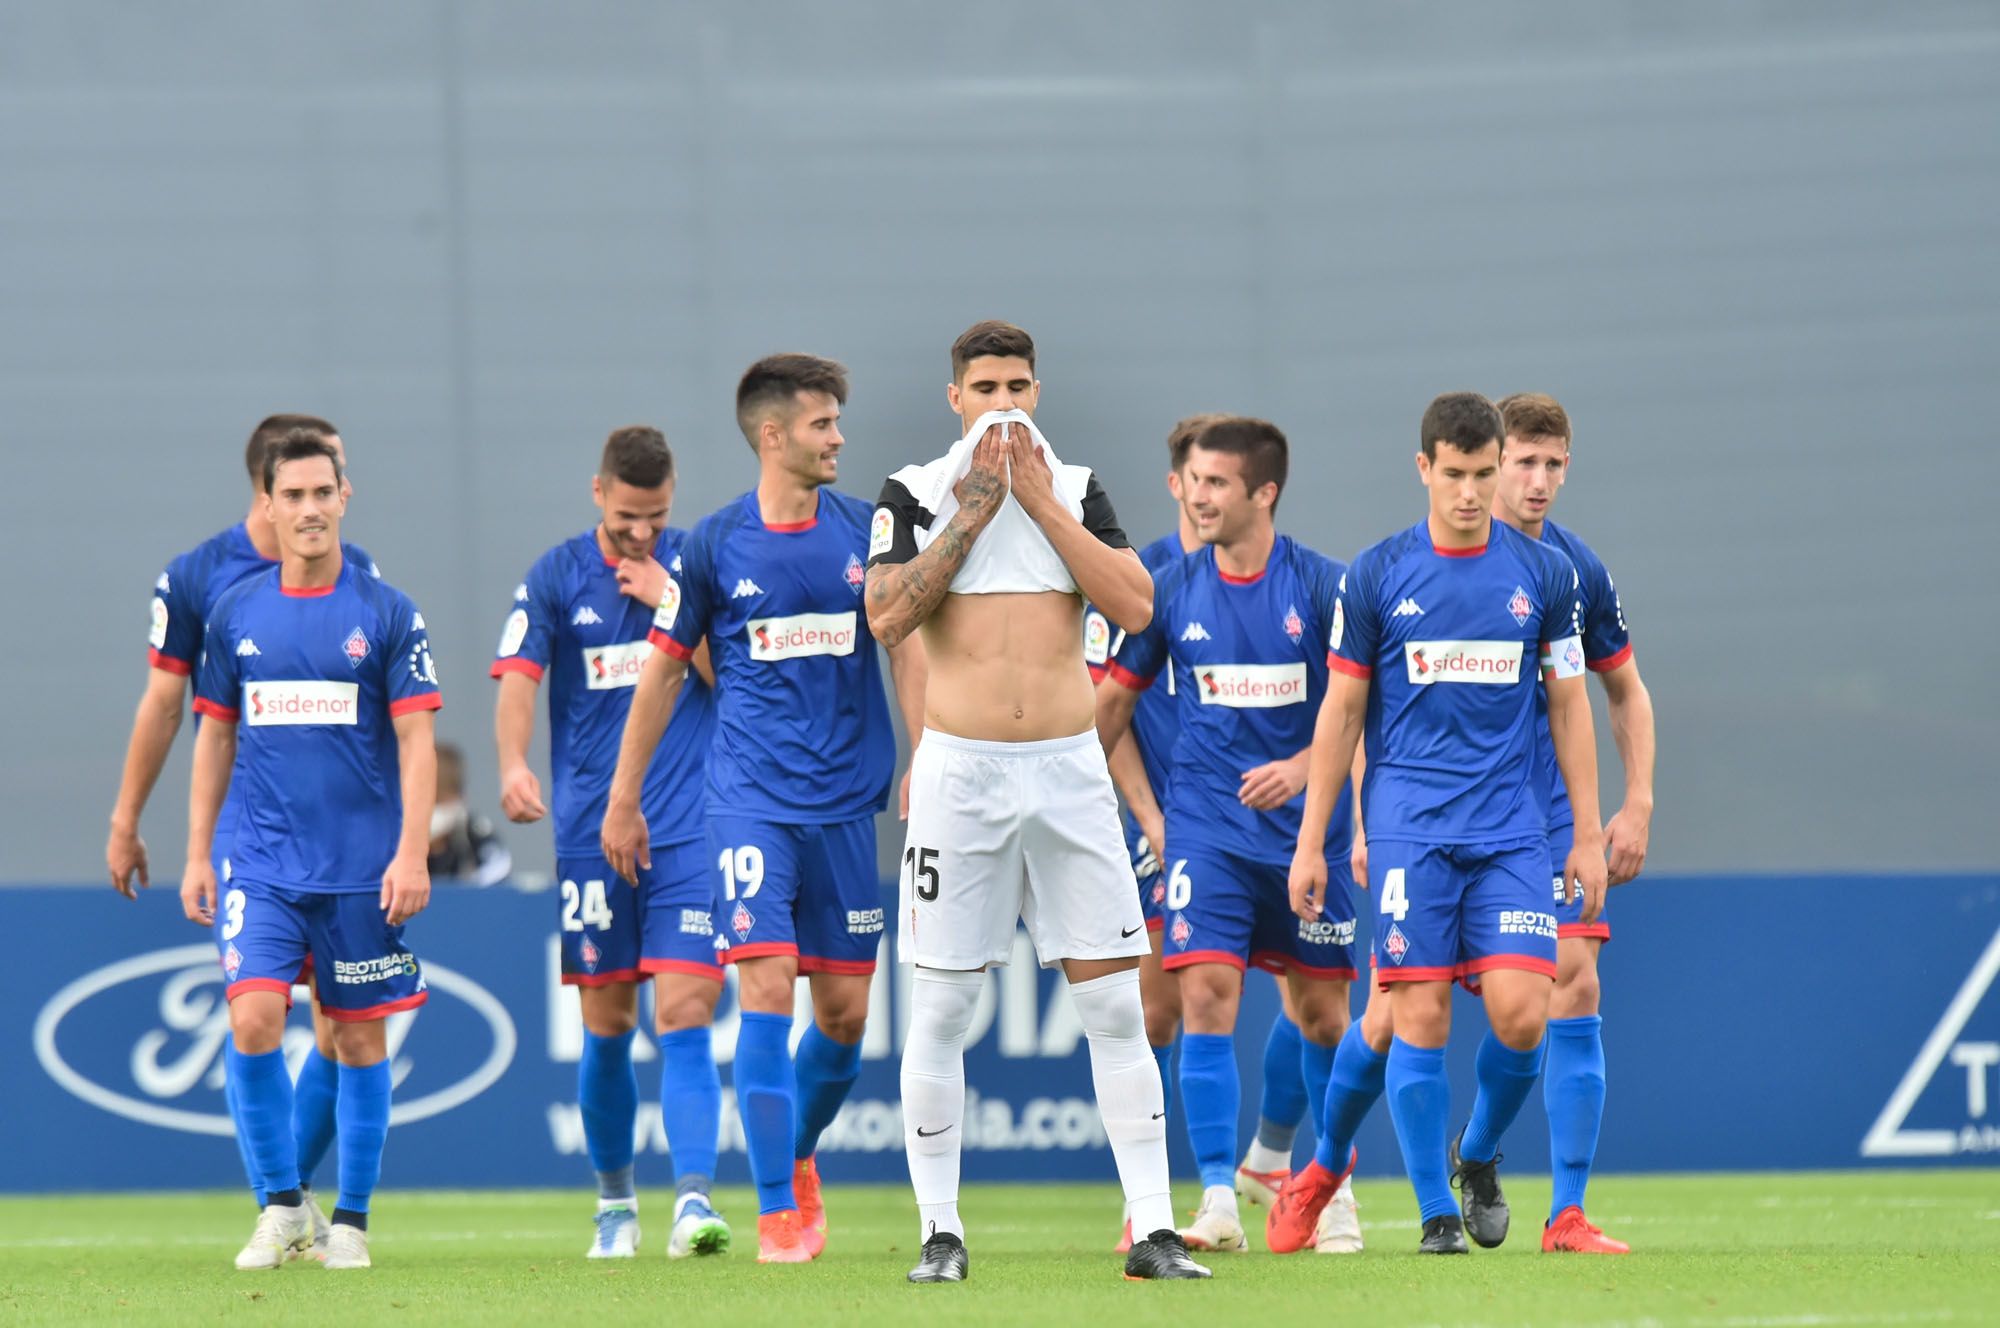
[1245,1139,1291,1173]
[902,967,983,1242]
[1070,968,1173,1236]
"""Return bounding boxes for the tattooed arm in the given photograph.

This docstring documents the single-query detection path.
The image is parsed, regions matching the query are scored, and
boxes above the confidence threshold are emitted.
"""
[866,425,1009,647]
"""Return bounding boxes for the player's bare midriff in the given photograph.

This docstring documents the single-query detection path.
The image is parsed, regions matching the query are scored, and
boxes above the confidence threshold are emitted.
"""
[919,589,1094,742]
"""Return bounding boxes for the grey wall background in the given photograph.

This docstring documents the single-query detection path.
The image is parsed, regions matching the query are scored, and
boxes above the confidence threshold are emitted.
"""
[4,1,1996,883]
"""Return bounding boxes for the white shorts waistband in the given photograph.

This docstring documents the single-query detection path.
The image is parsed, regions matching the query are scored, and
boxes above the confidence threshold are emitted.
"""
[918,727,1099,759]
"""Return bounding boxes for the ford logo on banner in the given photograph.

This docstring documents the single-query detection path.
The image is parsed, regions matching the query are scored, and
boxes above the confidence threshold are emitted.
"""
[32,943,517,1136]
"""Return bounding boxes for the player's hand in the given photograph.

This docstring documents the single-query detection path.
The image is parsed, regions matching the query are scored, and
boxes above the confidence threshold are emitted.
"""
[953,424,1009,527]
[1565,834,1609,925]
[1238,753,1309,811]
[615,556,668,610]
[1005,425,1062,523]
[1289,843,1328,922]
[381,850,432,925]
[181,859,217,926]
[899,766,913,820]
[1350,828,1369,891]
[499,763,547,824]
[1604,803,1651,886]
[1136,807,1166,880]
[108,822,150,898]
[601,799,652,887]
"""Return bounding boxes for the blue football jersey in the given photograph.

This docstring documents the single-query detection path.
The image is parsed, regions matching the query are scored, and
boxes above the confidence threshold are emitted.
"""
[1330,519,1584,845]
[1531,521,1632,834]
[1109,536,1353,866]
[148,522,379,861]
[1085,531,1189,805]
[492,528,715,856]
[194,560,441,891]
[648,489,893,823]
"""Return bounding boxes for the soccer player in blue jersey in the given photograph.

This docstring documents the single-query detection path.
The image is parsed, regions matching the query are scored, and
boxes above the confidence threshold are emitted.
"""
[1281,392,1606,1254]
[492,425,730,1260]
[869,320,1205,1283]
[107,414,374,1252]
[1095,417,1359,1255]
[1491,392,1655,1254]
[603,355,927,1264]
[181,430,440,1271]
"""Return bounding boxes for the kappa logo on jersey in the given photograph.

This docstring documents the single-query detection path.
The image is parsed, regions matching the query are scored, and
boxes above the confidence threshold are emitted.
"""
[747,612,857,661]
[1197,663,1308,708]
[514,583,529,602]
[731,579,765,599]
[1179,622,1212,642]
[1283,604,1304,640]
[1169,913,1192,949]
[731,902,755,940]
[1088,616,1120,668]
[235,638,261,657]
[149,597,169,650]
[412,612,425,630]
[1391,598,1425,617]
[1383,924,1410,963]
[497,608,530,658]
[571,605,603,627]
[868,507,895,560]
[156,571,171,592]
[1404,640,1524,686]
[844,553,866,593]
[343,627,370,666]
[1329,599,1344,650]
[245,681,360,726]
[1507,585,1533,626]
[582,640,650,690]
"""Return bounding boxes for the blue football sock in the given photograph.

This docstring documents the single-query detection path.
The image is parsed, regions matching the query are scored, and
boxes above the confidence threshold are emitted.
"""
[792,1022,862,1160]
[579,1029,638,1200]
[1459,1031,1545,1164]
[1253,1012,1306,1152]
[223,1051,266,1207]
[1544,1015,1605,1219]
[1385,1037,1455,1222]
[657,1027,721,1198]
[735,1011,798,1214]
[1314,1023,1388,1173]
[292,1045,340,1189]
[230,1045,300,1200]
[1300,1033,1336,1139]
[334,1058,391,1215]
[1178,1032,1240,1191]
[1151,1039,1175,1119]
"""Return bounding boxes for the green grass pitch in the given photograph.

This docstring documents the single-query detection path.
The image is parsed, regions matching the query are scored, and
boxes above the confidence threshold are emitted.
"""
[2,1171,1994,1326]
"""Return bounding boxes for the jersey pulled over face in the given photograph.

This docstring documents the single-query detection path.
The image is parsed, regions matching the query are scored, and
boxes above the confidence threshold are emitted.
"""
[492,528,714,856]
[1330,519,1584,845]
[1108,536,1352,866]
[1530,520,1632,832]
[193,562,441,891]
[648,489,893,823]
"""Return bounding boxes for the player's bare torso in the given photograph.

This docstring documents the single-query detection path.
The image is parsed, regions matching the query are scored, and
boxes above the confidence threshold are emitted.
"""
[920,589,1095,742]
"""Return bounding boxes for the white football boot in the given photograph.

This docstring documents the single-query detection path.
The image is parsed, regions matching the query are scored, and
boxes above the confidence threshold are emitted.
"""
[1177,1185,1249,1252]
[235,1202,312,1270]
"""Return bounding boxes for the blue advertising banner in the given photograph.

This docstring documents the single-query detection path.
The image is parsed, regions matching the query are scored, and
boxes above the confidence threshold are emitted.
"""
[4,873,1996,1193]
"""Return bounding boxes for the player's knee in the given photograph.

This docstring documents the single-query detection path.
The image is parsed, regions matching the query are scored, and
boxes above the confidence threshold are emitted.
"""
[330,1018,388,1067]
[814,1007,867,1045]
[229,1003,285,1056]
[654,985,721,1034]
[1296,1003,1349,1047]
[578,989,640,1038]
[1358,992,1395,1052]
[1489,1006,1548,1052]
[1550,964,1601,1020]
[1143,1002,1180,1048]
[734,960,796,1014]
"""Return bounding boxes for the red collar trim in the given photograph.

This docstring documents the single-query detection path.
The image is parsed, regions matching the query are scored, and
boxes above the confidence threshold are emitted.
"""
[763,517,817,533]
[1432,542,1487,558]
[1217,567,1267,585]
[280,582,338,598]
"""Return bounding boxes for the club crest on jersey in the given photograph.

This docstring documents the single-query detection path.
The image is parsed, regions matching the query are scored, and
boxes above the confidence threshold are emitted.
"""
[1507,586,1533,626]
[222,943,242,981]
[579,937,601,973]
[1170,913,1192,949]
[844,552,866,594]
[731,902,756,940]
[1384,924,1410,964]
[1283,603,1304,641]
[343,627,370,666]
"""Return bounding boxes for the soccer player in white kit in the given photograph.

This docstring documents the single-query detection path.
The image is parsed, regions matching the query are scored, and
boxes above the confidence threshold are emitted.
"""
[866,320,1208,1283]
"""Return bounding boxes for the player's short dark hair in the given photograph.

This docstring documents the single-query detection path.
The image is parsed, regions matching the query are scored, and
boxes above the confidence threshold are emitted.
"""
[599,425,674,489]
[1190,416,1290,509]
[951,320,1036,382]
[245,414,336,491]
[262,427,345,494]
[1166,413,1227,472]
[735,354,849,451]
[1420,392,1504,460]
[1497,392,1572,448]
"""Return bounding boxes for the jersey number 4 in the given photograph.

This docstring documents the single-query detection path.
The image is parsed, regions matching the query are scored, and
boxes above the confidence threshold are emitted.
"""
[904,846,939,901]
[1379,867,1410,922]
[561,878,614,932]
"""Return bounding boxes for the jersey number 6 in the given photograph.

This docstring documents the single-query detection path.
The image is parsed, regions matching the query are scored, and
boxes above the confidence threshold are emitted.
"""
[905,846,940,901]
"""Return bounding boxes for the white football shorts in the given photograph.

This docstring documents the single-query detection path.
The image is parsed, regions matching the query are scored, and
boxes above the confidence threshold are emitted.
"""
[897,727,1150,970]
